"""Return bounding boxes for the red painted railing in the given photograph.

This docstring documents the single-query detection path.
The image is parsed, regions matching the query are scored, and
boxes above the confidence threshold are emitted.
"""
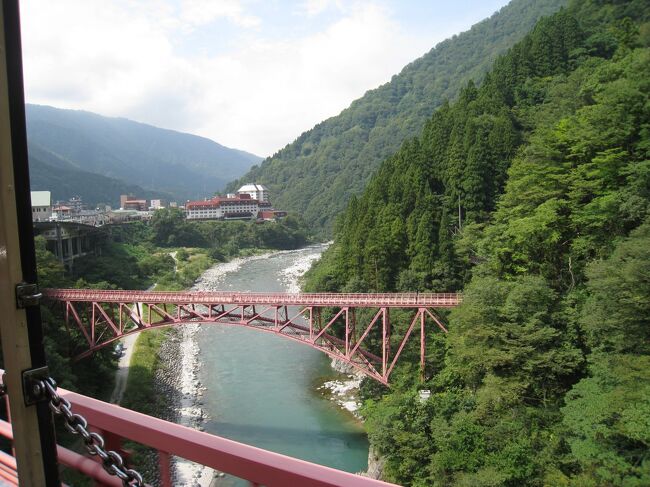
[0,372,398,486]
[43,289,460,385]
[44,289,462,308]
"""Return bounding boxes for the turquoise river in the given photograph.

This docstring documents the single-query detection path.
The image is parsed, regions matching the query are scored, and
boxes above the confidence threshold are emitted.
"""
[175,245,369,486]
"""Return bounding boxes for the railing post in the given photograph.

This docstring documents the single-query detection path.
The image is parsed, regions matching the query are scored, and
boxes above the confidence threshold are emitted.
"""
[344,307,350,357]
[420,308,426,382]
[159,451,172,487]
[382,308,388,379]
[308,306,313,340]
[274,306,279,330]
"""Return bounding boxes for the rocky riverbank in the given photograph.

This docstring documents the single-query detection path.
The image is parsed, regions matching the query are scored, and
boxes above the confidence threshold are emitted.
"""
[318,358,364,419]
[144,244,376,485]
[151,324,218,486]
[319,358,388,481]
[158,253,288,486]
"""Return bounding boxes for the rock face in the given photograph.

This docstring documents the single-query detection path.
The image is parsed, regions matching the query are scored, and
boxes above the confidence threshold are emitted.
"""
[364,446,385,480]
[320,358,366,418]
[329,359,387,481]
[330,357,362,376]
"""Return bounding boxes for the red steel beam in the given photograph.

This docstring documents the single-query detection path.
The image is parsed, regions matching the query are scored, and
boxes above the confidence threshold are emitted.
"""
[44,289,462,308]
[48,289,459,385]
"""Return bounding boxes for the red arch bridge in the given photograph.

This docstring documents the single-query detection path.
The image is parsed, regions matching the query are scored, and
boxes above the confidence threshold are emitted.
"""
[44,289,462,385]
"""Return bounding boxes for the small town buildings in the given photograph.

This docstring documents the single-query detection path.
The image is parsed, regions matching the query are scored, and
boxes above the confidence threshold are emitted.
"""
[52,196,87,219]
[120,195,148,211]
[258,210,287,221]
[107,209,152,223]
[67,196,84,213]
[51,205,72,220]
[75,209,108,226]
[150,199,165,210]
[186,193,260,220]
[237,184,269,203]
[185,183,284,221]
[31,191,52,221]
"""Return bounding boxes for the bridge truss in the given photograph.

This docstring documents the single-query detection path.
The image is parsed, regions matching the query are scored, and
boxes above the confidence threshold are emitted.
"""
[44,289,461,385]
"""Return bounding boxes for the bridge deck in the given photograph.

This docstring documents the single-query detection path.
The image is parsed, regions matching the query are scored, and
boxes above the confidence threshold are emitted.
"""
[43,289,462,307]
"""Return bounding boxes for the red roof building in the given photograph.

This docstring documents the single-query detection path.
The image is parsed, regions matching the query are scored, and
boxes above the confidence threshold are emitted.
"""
[186,195,260,220]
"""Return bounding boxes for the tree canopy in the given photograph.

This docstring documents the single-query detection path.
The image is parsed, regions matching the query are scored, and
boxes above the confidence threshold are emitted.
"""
[308,1,650,484]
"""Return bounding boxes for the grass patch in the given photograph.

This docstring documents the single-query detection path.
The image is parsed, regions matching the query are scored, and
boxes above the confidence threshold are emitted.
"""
[120,328,173,415]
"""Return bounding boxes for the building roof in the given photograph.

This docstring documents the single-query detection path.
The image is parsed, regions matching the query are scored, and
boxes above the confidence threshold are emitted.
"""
[186,195,259,209]
[31,191,51,207]
[238,183,268,193]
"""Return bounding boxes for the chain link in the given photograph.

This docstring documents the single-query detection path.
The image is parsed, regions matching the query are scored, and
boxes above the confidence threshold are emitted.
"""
[39,377,144,487]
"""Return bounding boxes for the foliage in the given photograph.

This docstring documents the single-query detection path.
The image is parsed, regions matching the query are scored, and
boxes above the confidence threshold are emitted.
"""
[556,221,650,486]
[229,0,568,236]
[149,208,310,251]
[578,220,650,355]
[120,329,173,416]
[309,1,650,485]
[34,236,118,399]
[306,7,588,293]
[560,354,650,486]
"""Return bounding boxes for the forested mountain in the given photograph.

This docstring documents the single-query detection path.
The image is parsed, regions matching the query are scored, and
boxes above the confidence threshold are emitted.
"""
[306,0,650,485]
[229,0,567,234]
[29,143,172,207]
[26,104,261,204]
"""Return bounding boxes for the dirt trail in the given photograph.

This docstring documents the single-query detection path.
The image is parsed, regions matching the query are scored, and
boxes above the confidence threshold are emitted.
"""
[109,332,139,404]
[110,283,158,404]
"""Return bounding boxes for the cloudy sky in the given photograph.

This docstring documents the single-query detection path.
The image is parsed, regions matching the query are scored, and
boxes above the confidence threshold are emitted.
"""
[21,0,510,158]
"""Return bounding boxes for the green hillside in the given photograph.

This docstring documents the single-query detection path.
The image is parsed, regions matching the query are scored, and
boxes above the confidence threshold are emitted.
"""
[28,144,172,207]
[306,0,650,485]
[229,0,567,234]
[27,104,261,203]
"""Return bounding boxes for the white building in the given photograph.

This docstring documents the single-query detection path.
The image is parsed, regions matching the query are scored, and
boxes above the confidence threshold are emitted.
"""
[31,191,52,222]
[237,183,269,203]
[185,194,259,220]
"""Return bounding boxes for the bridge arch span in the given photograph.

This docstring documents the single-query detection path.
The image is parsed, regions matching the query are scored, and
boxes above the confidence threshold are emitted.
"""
[44,289,461,385]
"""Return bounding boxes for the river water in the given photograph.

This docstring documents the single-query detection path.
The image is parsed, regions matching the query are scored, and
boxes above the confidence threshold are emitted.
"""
[177,245,369,486]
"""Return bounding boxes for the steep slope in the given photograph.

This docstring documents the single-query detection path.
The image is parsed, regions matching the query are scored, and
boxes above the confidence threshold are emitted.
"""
[229,0,567,234]
[306,1,650,485]
[27,104,262,202]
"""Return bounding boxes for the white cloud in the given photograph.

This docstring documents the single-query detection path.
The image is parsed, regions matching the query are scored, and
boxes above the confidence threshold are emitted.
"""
[21,0,440,157]
[179,0,261,28]
[300,0,344,17]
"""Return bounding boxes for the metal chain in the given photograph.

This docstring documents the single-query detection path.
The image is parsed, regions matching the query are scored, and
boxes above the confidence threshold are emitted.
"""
[37,377,144,487]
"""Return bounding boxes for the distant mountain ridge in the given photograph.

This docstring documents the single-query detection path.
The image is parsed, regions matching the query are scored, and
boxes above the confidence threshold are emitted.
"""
[27,104,261,206]
[228,0,567,234]
[28,143,173,208]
